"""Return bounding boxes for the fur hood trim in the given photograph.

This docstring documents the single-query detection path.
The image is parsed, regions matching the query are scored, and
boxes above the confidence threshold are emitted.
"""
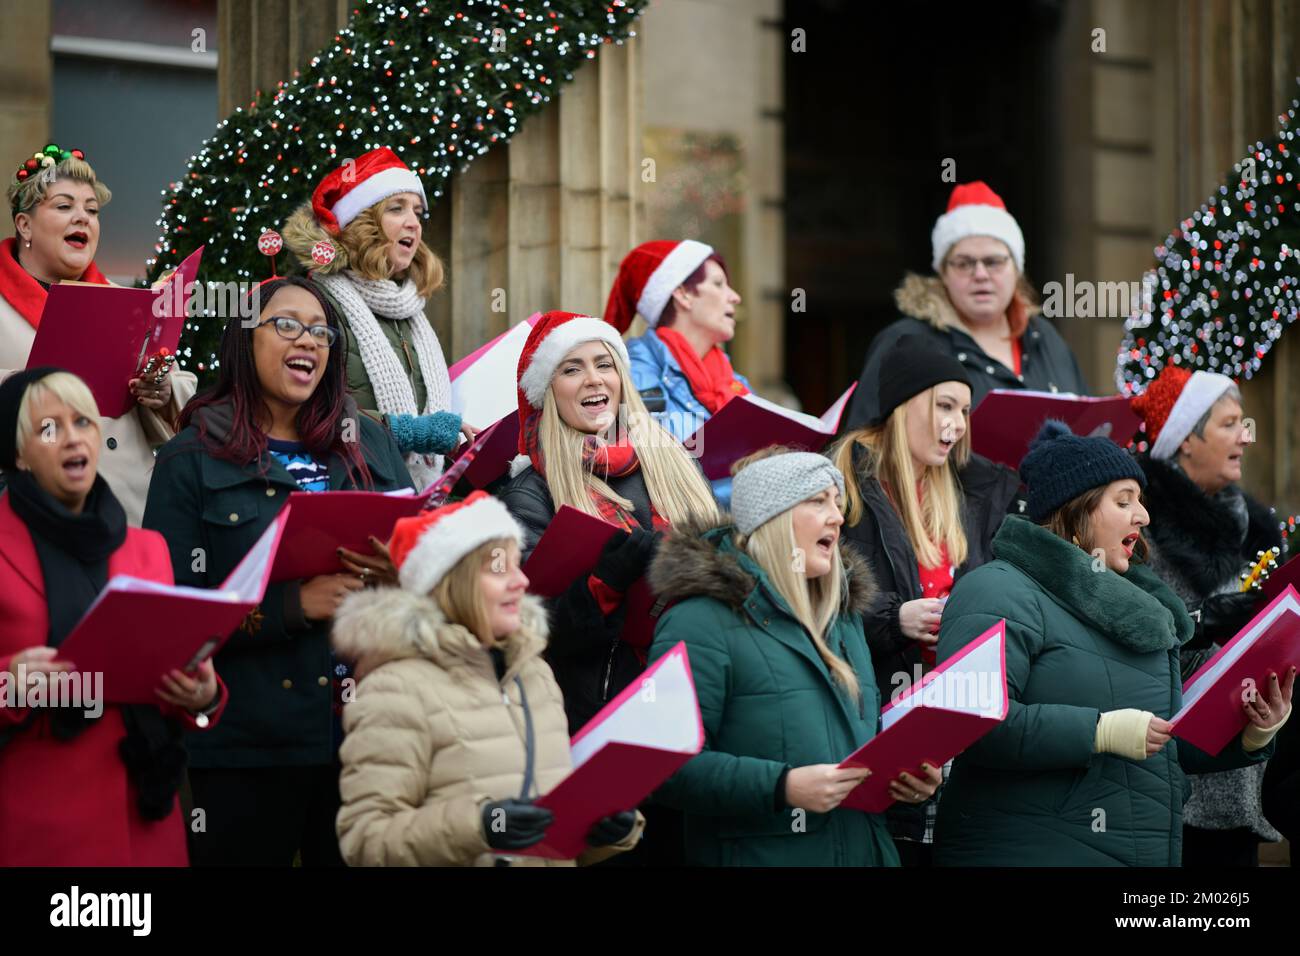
[332,587,548,680]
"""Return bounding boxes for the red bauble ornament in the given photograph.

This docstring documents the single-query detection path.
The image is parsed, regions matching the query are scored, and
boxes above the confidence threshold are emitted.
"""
[311,240,336,266]
[257,230,283,256]
[24,159,38,171]
[71,149,84,160]
[16,169,28,180]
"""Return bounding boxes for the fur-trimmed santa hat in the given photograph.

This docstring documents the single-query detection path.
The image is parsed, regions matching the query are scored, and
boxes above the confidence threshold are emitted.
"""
[1130,364,1236,460]
[310,147,427,235]
[511,310,630,473]
[387,491,524,596]
[603,239,714,332]
[931,181,1025,273]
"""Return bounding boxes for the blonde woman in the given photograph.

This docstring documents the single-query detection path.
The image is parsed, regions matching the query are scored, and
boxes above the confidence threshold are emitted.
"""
[332,491,643,867]
[284,147,470,488]
[2,145,195,524]
[644,448,940,866]
[830,335,1018,863]
[499,310,718,738]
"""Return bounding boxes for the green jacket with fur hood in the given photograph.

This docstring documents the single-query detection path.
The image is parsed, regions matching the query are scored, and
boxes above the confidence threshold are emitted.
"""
[934,516,1274,867]
[331,587,643,867]
[646,522,898,867]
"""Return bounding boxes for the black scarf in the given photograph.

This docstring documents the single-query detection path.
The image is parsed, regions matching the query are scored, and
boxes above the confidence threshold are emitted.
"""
[2,471,187,820]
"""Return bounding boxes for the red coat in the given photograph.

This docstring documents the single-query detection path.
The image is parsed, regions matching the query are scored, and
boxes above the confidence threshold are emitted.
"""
[0,496,226,865]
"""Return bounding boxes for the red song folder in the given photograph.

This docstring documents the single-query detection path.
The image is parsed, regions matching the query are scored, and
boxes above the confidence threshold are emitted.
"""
[27,247,204,418]
[1171,585,1300,756]
[970,389,1139,470]
[689,382,857,481]
[522,505,657,648]
[514,641,703,860]
[839,619,1009,813]
[446,413,521,490]
[55,506,289,704]
[1260,554,1300,602]
[267,489,433,583]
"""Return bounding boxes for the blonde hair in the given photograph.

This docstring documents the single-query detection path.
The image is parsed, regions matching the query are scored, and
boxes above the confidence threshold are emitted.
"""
[432,538,517,644]
[537,348,718,527]
[15,372,101,451]
[8,156,111,220]
[831,387,969,568]
[740,506,859,701]
[284,198,444,298]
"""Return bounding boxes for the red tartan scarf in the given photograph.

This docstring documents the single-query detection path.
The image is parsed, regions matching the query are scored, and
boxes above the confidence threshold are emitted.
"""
[520,405,667,533]
[0,237,110,329]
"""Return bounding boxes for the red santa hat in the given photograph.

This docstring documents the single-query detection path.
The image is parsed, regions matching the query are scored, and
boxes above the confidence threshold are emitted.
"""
[388,491,524,596]
[1130,364,1235,460]
[603,239,714,332]
[310,147,428,235]
[931,181,1025,273]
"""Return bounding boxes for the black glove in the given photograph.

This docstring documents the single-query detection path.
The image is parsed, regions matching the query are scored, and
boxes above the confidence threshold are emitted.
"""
[592,528,658,592]
[1190,592,1261,649]
[481,798,554,851]
[587,810,638,847]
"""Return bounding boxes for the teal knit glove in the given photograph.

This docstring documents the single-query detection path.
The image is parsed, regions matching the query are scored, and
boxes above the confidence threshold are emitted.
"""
[387,411,462,455]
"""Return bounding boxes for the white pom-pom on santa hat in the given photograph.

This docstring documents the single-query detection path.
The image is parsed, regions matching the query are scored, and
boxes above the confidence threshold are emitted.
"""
[930,181,1025,273]
[603,239,714,332]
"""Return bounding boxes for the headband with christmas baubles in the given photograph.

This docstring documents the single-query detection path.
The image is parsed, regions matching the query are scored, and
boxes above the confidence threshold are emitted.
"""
[14,144,85,182]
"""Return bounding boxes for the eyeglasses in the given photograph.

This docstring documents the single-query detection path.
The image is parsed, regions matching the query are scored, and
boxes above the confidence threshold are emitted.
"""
[255,316,338,348]
[945,254,1011,276]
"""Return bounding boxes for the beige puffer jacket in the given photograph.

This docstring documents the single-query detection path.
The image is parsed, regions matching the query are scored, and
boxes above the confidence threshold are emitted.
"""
[332,586,643,866]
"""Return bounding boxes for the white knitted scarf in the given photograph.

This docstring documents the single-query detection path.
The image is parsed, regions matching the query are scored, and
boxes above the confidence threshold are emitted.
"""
[316,271,453,487]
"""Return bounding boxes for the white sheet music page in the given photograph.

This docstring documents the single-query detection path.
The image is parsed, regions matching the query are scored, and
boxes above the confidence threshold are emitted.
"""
[881,627,1005,732]
[1177,591,1300,716]
[568,646,700,769]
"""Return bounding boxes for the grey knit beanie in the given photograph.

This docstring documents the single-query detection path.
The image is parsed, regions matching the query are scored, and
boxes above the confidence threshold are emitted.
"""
[731,452,845,535]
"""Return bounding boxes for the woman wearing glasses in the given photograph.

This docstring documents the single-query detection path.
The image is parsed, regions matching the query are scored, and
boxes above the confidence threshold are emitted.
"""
[142,276,414,866]
[284,148,471,490]
[844,181,1089,430]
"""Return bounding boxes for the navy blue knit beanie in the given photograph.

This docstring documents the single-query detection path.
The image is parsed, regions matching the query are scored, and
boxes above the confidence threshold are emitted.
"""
[1019,420,1145,522]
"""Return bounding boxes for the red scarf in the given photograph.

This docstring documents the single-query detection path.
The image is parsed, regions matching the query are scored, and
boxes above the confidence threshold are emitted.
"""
[655,327,748,415]
[520,404,667,534]
[0,237,109,329]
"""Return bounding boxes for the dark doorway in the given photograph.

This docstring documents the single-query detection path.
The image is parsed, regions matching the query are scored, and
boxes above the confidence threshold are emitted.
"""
[783,0,1066,416]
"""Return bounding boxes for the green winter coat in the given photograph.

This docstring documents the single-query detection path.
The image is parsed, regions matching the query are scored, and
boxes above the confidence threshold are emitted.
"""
[142,409,414,768]
[646,522,899,867]
[934,516,1274,867]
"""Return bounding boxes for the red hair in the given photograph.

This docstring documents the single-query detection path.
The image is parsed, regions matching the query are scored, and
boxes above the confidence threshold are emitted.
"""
[656,252,729,329]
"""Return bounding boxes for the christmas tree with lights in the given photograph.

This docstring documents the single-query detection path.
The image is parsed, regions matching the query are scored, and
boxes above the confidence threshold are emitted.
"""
[145,0,646,378]
[1116,84,1300,427]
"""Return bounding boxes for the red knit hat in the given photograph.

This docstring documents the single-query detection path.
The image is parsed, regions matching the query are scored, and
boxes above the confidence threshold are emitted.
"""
[931,181,1025,273]
[603,239,714,332]
[388,491,523,595]
[310,147,427,235]
[514,310,630,458]
[1130,364,1235,460]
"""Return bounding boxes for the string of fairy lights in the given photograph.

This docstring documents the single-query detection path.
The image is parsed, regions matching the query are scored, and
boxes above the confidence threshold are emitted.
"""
[144,0,646,374]
[1117,88,1300,407]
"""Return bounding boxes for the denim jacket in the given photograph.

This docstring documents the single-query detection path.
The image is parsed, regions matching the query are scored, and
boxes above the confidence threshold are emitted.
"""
[625,330,751,508]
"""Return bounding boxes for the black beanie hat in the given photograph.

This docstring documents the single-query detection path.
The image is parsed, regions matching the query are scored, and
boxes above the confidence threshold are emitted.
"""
[872,335,971,425]
[0,366,61,470]
[1019,419,1146,522]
